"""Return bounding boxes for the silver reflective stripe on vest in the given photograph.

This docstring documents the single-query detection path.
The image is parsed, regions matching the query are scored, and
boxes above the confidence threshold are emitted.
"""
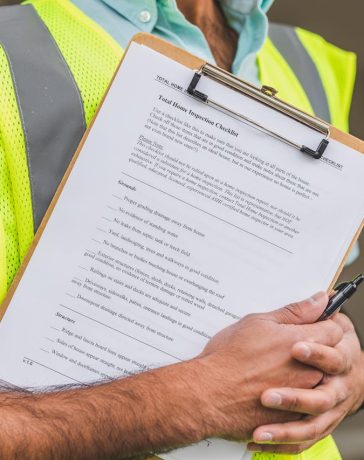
[0,5,85,230]
[269,24,331,123]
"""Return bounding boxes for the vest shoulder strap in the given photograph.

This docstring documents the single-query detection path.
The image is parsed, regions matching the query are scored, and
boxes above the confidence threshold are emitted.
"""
[268,24,331,123]
[258,24,356,132]
[295,26,356,132]
[27,0,123,125]
[0,1,123,234]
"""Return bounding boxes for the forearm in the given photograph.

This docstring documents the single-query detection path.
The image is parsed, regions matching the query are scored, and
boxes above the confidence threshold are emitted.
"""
[0,360,213,460]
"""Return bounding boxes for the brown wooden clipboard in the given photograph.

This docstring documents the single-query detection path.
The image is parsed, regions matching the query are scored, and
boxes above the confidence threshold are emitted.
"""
[1,33,364,460]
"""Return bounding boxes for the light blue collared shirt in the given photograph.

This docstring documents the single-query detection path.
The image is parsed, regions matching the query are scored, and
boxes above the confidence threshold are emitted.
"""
[71,0,274,85]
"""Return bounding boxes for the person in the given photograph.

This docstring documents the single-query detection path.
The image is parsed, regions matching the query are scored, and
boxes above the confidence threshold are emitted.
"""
[0,0,363,458]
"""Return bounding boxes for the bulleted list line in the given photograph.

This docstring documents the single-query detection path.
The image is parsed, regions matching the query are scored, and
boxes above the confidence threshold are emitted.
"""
[78,266,88,272]
[44,337,55,343]
[121,172,293,255]
[59,304,182,362]
[73,277,83,283]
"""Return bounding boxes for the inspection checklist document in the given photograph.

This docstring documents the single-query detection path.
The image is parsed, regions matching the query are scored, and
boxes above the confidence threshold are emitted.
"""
[0,41,364,460]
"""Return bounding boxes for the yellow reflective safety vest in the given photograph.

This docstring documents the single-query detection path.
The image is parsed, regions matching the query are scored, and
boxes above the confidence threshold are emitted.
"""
[0,1,355,459]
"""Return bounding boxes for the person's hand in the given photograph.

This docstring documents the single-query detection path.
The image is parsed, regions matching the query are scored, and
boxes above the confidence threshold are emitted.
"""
[248,313,364,454]
[195,292,345,441]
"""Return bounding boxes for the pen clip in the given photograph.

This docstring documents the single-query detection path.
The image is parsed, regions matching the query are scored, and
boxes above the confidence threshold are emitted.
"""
[332,281,349,293]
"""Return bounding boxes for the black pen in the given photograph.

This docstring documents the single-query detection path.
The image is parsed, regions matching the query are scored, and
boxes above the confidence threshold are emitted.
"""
[318,274,364,321]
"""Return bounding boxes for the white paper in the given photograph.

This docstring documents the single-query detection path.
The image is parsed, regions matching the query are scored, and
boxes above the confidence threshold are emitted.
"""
[161,439,249,460]
[0,42,363,460]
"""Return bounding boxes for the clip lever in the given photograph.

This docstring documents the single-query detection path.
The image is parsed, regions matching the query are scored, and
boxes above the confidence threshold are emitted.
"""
[187,67,330,160]
[301,140,330,160]
[187,73,207,102]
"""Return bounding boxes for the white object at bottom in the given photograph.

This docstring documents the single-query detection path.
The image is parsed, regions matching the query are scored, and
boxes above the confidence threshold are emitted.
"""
[160,439,250,460]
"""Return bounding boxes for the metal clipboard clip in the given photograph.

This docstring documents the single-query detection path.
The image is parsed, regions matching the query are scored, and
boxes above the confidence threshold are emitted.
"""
[187,63,330,159]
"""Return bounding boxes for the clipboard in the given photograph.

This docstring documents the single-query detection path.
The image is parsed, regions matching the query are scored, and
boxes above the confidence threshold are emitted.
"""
[2,32,363,320]
[1,33,364,460]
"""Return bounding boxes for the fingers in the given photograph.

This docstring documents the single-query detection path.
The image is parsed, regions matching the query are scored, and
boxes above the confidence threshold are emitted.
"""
[267,292,328,325]
[261,384,346,415]
[251,408,344,445]
[331,313,355,333]
[299,319,344,347]
[292,342,349,374]
[265,291,343,346]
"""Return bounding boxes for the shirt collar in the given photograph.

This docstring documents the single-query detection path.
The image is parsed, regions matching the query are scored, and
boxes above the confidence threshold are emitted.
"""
[99,0,275,30]
[221,0,274,14]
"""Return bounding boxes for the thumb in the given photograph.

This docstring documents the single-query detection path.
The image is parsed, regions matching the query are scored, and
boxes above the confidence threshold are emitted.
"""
[267,291,328,325]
